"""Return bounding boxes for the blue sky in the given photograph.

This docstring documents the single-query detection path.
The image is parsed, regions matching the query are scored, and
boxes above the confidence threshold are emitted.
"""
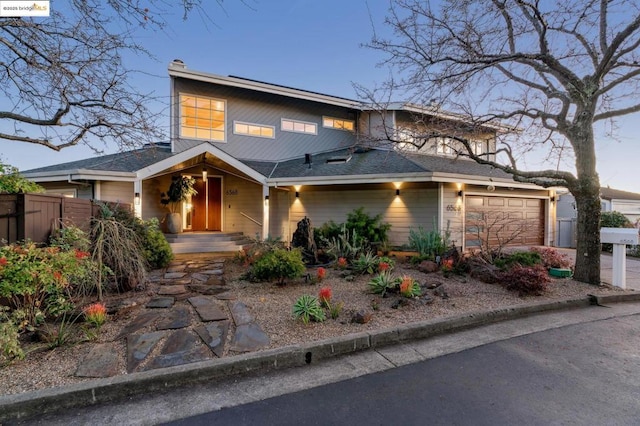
[1,0,638,193]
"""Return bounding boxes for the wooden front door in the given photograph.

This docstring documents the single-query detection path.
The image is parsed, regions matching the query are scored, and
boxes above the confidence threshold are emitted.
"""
[191,177,222,231]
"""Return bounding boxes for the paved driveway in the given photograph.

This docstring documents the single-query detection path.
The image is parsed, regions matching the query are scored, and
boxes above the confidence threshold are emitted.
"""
[556,248,640,290]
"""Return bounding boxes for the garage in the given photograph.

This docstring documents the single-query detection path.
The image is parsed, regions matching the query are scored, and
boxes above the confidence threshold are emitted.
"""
[465,195,545,249]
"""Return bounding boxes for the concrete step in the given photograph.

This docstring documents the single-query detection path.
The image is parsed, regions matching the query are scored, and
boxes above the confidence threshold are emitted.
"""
[165,232,253,254]
[164,232,245,243]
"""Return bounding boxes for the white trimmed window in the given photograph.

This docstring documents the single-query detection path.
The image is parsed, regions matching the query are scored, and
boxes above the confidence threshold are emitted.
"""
[436,137,454,155]
[180,94,226,141]
[470,140,484,156]
[322,116,355,131]
[281,118,317,135]
[233,121,275,139]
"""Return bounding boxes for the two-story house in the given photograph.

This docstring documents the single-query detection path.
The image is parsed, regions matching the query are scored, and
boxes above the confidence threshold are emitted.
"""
[22,61,556,253]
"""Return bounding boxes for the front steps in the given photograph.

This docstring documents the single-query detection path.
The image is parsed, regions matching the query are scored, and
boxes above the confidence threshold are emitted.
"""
[164,231,253,254]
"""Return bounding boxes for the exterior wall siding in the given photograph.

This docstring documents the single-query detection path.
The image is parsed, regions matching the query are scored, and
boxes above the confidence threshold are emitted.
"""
[172,78,358,161]
[40,182,93,199]
[100,181,134,204]
[288,183,439,247]
[269,189,291,241]
[222,173,262,238]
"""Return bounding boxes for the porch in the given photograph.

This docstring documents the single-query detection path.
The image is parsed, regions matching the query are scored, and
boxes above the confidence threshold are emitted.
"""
[164,231,253,254]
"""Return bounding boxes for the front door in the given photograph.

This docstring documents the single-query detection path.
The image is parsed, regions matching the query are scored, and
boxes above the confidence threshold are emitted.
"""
[191,177,222,231]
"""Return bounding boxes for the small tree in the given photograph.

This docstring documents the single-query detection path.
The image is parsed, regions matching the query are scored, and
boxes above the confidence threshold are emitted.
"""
[0,163,44,194]
[160,176,197,214]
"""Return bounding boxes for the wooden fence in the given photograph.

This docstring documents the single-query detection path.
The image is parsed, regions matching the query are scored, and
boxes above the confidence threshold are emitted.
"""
[0,194,130,245]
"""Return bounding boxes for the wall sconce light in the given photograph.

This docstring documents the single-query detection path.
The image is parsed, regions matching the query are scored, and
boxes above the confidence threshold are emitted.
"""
[202,167,207,181]
[396,189,400,196]
[457,190,464,197]
[550,196,556,203]
[295,191,300,198]
[265,195,269,201]
[134,192,140,205]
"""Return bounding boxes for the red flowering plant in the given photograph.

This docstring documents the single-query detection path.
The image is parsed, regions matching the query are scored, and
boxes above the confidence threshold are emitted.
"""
[399,275,421,298]
[337,257,348,269]
[318,286,332,307]
[0,241,96,331]
[441,258,454,272]
[317,267,326,282]
[83,303,107,328]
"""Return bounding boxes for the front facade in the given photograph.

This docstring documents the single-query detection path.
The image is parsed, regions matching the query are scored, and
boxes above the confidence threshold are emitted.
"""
[23,61,557,251]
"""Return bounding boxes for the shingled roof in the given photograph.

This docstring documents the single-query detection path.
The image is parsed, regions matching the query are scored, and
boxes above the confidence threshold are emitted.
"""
[23,144,173,174]
[600,187,640,201]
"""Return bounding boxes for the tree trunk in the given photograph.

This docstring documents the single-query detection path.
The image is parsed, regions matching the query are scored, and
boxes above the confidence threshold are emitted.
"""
[568,108,601,285]
[572,191,601,284]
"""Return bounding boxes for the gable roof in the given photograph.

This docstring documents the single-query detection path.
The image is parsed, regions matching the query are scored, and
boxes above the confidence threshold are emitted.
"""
[600,187,640,201]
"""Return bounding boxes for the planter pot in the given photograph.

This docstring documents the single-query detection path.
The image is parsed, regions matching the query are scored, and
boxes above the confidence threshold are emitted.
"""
[166,213,183,234]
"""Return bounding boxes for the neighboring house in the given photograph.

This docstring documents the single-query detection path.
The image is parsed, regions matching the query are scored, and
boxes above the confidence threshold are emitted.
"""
[557,187,640,224]
[22,61,556,252]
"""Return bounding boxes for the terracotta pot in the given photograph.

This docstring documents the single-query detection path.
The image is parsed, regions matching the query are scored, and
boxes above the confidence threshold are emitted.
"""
[166,212,182,234]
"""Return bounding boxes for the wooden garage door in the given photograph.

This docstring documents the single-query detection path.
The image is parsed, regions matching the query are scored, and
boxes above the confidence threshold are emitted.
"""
[465,196,544,249]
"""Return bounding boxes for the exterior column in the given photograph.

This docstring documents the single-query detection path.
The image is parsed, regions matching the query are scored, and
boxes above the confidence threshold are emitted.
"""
[133,180,142,218]
[262,185,270,240]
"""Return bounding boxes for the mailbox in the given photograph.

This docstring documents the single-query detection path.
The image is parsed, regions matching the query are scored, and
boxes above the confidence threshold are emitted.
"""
[600,228,639,245]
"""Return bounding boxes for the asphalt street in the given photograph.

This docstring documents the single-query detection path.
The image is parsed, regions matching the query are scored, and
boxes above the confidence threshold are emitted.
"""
[170,312,640,426]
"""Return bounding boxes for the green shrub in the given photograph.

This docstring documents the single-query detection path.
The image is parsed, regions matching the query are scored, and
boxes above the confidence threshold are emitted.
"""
[500,264,550,296]
[494,251,542,269]
[0,242,92,330]
[314,220,342,249]
[50,224,91,252]
[345,207,391,249]
[0,306,24,365]
[0,162,44,194]
[250,248,306,285]
[142,218,173,269]
[408,220,450,260]
[323,226,363,262]
[292,295,326,324]
[315,208,392,254]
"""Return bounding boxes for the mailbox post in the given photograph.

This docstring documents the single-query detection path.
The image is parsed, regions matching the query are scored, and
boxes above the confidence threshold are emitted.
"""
[600,228,640,289]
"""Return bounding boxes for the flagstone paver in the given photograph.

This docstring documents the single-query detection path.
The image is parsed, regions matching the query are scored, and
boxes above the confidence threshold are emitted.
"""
[188,296,228,321]
[102,254,277,376]
[230,301,254,326]
[146,296,175,309]
[75,344,120,378]
[157,285,187,296]
[230,323,270,352]
[126,331,166,373]
[157,305,191,330]
[194,320,229,357]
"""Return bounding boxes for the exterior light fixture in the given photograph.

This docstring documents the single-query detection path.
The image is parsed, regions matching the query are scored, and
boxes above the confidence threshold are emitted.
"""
[134,192,140,205]
[457,190,464,197]
[550,196,556,202]
[295,191,300,198]
[202,167,207,181]
[396,189,400,196]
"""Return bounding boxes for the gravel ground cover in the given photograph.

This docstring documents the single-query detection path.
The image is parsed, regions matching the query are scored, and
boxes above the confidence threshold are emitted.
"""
[0,256,627,396]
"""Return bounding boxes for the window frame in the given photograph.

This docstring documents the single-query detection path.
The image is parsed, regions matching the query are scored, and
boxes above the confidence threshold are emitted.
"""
[322,116,355,132]
[233,121,275,139]
[179,93,227,142]
[281,118,317,135]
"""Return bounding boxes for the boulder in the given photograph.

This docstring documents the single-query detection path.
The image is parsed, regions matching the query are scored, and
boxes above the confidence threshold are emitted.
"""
[418,261,439,273]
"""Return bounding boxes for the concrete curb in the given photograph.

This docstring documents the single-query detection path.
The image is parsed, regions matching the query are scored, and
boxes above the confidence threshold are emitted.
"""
[1,293,639,422]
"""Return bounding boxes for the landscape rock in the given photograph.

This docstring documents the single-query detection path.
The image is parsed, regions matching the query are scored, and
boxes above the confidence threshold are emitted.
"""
[157,305,191,330]
[126,331,166,373]
[157,285,187,296]
[230,301,254,326]
[188,296,228,321]
[75,344,120,378]
[469,261,501,284]
[194,321,229,357]
[146,297,175,309]
[418,261,439,273]
[433,285,449,299]
[351,310,372,324]
[229,322,270,352]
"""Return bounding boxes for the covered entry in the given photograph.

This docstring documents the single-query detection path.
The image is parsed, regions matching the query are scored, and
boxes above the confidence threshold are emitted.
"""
[465,195,545,248]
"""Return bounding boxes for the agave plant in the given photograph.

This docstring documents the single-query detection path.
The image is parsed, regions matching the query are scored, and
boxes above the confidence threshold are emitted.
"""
[352,251,380,275]
[292,295,326,324]
[399,276,422,298]
[368,270,400,297]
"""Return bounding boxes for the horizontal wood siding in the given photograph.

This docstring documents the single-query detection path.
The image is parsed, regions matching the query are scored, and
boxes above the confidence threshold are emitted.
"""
[173,78,358,161]
[223,174,262,238]
[269,189,291,241]
[441,183,465,246]
[40,182,93,199]
[100,181,134,204]
[289,184,438,247]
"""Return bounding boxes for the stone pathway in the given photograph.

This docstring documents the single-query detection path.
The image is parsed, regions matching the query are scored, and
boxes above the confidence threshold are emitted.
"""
[76,255,270,377]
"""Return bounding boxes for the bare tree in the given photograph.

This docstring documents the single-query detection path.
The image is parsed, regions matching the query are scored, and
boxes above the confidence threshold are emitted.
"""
[0,0,212,152]
[366,0,640,284]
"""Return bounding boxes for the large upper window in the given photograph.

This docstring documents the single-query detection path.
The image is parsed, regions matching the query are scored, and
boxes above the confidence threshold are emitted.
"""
[180,94,226,141]
[233,121,275,138]
[281,118,317,135]
[322,116,355,132]
[436,137,454,155]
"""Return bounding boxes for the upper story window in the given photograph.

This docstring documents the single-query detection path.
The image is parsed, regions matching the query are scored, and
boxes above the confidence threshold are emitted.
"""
[180,94,226,141]
[281,118,317,135]
[233,121,275,139]
[436,137,455,155]
[323,116,355,132]
[470,140,484,156]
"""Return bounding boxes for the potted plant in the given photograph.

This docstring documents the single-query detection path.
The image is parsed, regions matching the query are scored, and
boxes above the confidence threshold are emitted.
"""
[160,176,197,234]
